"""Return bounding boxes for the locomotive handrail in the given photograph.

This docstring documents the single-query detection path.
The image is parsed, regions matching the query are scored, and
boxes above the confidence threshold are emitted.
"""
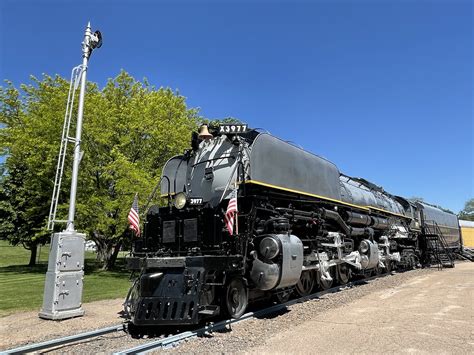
[285,140,305,150]
[143,175,171,213]
[191,154,236,167]
[219,141,244,203]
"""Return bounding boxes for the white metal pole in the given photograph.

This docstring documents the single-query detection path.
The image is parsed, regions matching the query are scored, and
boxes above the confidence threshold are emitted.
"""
[66,22,92,232]
[40,22,101,321]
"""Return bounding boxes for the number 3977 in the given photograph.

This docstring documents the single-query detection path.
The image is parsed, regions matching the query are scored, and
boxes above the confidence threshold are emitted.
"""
[219,124,248,134]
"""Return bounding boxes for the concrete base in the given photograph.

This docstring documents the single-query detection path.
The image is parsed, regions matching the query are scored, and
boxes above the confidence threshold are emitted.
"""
[39,231,86,321]
[38,307,85,320]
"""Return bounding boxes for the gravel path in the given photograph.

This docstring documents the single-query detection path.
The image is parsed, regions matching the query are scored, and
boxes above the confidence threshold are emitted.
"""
[0,267,446,353]
[170,268,437,354]
[248,262,473,354]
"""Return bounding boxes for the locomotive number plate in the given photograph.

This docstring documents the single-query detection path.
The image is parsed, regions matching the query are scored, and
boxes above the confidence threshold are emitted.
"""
[189,198,203,205]
[219,124,248,134]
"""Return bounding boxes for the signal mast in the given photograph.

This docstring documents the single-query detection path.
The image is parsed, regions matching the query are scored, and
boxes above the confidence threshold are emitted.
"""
[39,22,102,320]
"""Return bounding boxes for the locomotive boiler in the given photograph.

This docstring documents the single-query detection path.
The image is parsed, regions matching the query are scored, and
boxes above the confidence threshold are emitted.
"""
[124,124,461,330]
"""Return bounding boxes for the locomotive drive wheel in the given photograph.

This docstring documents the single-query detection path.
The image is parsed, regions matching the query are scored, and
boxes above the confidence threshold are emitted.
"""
[295,270,315,296]
[373,264,382,276]
[337,264,351,285]
[223,277,248,319]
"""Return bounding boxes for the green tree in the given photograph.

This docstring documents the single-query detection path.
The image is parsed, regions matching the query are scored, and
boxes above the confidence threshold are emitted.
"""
[209,117,243,125]
[459,198,474,221]
[76,71,199,268]
[0,71,200,268]
[0,76,69,265]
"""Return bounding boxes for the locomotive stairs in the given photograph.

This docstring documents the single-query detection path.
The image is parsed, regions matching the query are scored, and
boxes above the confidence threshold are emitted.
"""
[423,221,454,269]
[459,246,474,261]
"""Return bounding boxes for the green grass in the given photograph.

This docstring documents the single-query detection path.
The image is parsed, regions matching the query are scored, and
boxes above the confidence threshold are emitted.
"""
[0,240,132,317]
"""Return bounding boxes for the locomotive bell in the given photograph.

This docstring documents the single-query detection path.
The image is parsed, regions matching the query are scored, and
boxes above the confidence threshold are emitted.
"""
[198,124,213,140]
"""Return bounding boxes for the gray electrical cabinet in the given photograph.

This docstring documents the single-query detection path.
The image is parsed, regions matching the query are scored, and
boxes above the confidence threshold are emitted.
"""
[39,231,85,320]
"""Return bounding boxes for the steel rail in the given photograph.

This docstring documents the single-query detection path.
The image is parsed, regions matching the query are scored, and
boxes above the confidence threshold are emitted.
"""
[3,323,124,354]
[115,272,391,354]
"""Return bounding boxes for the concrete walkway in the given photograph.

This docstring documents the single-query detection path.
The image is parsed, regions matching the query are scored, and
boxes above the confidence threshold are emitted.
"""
[250,262,474,354]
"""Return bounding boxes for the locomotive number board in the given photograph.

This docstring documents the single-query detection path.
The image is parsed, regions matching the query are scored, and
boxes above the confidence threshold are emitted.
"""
[219,124,248,134]
[189,198,203,205]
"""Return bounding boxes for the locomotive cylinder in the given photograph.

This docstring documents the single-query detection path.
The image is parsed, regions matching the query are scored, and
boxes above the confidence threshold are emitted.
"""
[250,234,303,291]
[359,239,380,269]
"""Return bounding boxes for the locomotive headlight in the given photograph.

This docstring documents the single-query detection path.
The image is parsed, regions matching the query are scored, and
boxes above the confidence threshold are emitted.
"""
[359,240,370,254]
[174,192,187,209]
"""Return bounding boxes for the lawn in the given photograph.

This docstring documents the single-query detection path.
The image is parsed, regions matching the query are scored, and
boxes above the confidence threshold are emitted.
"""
[0,240,132,316]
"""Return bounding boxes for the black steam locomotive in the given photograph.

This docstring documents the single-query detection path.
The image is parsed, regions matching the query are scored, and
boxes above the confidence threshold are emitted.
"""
[124,124,462,330]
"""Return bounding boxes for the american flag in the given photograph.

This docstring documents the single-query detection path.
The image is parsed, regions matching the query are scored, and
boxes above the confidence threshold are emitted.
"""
[128,193,140,237]
[224,187,238,235]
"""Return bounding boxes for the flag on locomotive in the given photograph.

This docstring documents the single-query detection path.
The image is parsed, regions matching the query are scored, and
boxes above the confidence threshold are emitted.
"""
[225,186,238,235]
[128,193,140,237]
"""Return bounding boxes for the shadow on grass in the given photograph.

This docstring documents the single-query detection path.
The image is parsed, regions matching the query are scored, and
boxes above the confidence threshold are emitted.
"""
[84,258,130,278]
[0,257,130,278]
[0,264,48,275]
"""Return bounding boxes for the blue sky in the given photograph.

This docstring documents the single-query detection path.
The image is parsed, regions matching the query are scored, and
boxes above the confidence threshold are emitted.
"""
[0,0,472,212]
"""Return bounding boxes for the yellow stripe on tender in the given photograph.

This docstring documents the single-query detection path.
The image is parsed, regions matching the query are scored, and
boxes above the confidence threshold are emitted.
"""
[243,179,412,219]
[364,205,409,219]
[243,180,370,211]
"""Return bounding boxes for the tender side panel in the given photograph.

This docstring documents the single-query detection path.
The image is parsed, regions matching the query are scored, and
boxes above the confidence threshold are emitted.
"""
[249,133,341,201]
[419,202,461,249]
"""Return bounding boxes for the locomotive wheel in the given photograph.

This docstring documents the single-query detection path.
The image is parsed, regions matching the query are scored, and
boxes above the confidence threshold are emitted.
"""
[383,260,392,273]
[372,264,382,276]
[295,270,315,296]
[126,322,145,339]
[274,289,292,303]
[337,264,351,285]
[223,277,248,319]
[317,269,334,290]
[200,286,215,306]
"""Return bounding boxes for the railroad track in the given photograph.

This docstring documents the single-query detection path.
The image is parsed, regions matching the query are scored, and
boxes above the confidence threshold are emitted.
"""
[2,324,125,354]
[3,273,390,354]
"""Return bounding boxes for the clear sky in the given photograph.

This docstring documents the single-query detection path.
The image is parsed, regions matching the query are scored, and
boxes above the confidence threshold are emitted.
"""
[0,0,472,213]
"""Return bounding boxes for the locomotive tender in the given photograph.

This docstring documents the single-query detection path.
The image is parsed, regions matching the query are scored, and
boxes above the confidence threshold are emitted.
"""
[125,124,461,329]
